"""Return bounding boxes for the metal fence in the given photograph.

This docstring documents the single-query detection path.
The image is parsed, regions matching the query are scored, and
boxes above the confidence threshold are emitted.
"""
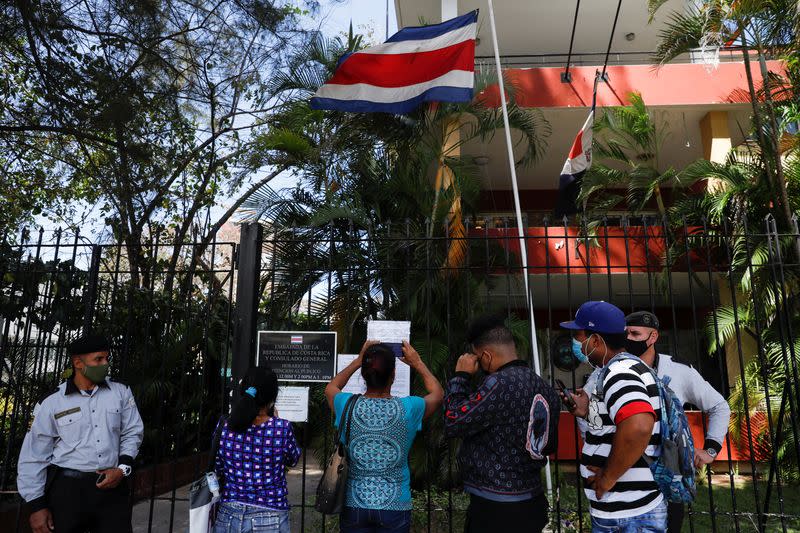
[1,213,799,532]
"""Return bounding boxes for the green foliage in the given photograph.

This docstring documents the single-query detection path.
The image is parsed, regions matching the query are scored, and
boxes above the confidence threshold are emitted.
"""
[238,30,552,492]
[0,0,318,281]
[580,93,679,216]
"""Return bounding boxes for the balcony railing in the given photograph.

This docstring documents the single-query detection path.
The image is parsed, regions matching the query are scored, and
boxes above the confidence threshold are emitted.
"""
[474,47,763,69]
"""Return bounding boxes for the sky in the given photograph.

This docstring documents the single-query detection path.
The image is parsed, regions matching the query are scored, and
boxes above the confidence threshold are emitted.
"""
[267,0,398,190]
[313,0,398,41]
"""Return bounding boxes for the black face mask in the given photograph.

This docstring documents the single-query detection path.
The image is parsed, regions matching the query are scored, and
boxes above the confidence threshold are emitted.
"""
[625,339,650,357]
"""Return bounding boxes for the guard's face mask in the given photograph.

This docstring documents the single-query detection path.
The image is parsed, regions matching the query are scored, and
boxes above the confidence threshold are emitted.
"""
[625,339,649,357]
[81,363,110,384]
[625,331,655,357]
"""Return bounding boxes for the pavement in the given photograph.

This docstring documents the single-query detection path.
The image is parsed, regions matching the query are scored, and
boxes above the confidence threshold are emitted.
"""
[132,456,324,533]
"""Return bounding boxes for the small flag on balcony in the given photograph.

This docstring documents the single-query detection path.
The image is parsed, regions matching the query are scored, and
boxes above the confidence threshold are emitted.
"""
[310,10,478,114]
[554,108,594,218]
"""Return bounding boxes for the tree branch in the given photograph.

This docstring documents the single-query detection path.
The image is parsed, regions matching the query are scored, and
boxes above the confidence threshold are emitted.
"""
[0,124,118,148]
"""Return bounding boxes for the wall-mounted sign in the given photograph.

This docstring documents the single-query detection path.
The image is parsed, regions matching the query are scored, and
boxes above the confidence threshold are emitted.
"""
[275,386,310,423]
[256,331,337,382]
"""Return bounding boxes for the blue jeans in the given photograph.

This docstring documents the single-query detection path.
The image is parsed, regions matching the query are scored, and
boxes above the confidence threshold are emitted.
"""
[340,506,412,533]
[213,502,290,533]
[591,500,667,533]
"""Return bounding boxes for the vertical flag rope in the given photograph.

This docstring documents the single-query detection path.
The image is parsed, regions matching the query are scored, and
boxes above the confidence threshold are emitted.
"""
[486,0,552,495]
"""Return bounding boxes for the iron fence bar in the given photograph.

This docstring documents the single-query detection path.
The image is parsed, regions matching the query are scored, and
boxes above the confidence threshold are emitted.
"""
[444,218,454,533]
[762,215,800,531]
[736,216,788,532]
[680,219,718,532]
[81,244,101,334]
[718,217,766,529]
[700,218,742,533]
[145,233,166,533]
[425,217,433,533]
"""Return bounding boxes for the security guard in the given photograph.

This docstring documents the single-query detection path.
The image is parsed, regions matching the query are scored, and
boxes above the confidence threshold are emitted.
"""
[17,334,144,533]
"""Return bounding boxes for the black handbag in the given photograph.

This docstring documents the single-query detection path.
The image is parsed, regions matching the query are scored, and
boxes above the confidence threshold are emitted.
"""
[314,394,360,514]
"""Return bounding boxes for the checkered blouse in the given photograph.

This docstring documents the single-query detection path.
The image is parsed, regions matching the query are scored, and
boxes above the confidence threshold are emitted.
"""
[214,417,301,510]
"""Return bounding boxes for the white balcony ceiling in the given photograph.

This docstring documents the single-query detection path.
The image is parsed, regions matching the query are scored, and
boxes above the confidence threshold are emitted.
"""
[394,0,689,59]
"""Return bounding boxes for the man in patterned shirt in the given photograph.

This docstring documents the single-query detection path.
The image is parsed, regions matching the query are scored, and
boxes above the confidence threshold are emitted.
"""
[560,301,667,532]
[444,315,560,533]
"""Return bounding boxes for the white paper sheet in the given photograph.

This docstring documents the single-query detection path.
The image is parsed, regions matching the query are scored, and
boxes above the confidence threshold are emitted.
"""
[366,320,411,357]
[274,386,310,422]
[337,353,411,397]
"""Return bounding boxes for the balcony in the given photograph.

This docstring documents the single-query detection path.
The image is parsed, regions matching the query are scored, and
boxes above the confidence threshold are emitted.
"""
[474,47,756,70]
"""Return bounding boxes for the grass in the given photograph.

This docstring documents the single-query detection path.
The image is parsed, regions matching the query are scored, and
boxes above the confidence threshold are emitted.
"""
[291,475,800,532]
[551,473,800,532]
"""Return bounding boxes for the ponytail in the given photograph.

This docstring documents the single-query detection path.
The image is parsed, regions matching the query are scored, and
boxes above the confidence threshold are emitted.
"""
[228,366,279,433]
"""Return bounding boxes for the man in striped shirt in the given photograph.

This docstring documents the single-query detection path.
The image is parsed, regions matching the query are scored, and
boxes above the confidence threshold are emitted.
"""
[561,301,667,532]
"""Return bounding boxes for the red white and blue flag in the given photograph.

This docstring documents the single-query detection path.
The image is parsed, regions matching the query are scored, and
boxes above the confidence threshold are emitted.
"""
[555,109,594,217]
[310,10,478,114]
[290,335,303,344]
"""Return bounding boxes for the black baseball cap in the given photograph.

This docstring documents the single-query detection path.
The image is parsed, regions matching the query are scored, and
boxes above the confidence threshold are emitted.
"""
[626,311,660,330]
[67,334,111,356]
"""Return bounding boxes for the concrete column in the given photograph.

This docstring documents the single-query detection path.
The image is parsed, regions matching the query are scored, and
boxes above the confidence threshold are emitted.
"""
[699,112,755,388]
[699,111,732,162]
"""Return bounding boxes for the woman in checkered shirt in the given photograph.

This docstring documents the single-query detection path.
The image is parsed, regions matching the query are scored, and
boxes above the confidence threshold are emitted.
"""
[213,367,301,533]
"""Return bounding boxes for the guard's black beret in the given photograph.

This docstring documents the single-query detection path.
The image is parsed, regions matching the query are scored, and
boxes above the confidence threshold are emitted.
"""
[625,311,660,330]
[67,334,111,356]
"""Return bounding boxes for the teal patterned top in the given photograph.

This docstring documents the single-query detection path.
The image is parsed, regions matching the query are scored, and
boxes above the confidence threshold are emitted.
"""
[334,393,425,510]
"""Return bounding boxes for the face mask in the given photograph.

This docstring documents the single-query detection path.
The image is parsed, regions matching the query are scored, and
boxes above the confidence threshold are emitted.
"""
[625,339,650,357]
[81,363,109,384]
[571,338,589,363]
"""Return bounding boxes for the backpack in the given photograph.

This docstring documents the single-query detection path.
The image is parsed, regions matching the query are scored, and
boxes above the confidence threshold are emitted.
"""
[596,353,697,503]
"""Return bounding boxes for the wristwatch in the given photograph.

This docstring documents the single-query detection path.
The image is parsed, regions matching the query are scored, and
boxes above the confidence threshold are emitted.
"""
[705,448,718,459]
[117,464,133,477]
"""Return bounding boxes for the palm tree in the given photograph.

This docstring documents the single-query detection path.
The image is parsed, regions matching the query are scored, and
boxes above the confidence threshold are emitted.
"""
[578,92,680,217]
[237,30,551,488]
[649,0,799,241]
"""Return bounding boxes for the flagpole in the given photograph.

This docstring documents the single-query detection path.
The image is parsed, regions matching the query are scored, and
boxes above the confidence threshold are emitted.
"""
[486,0,552,494]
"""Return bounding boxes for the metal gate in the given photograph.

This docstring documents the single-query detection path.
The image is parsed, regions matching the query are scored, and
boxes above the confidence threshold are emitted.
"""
[1,214,799,532]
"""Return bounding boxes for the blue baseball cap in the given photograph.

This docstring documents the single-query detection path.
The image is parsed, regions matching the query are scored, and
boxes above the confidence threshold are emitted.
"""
[560,301,626,334]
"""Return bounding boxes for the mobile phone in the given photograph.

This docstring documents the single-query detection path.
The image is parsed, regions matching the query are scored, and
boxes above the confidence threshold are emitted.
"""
[96,473,106,485]
[555,378,576,410]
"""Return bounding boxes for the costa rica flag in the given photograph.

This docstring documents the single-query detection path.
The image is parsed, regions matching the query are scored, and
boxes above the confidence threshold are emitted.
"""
[310,10,478,114]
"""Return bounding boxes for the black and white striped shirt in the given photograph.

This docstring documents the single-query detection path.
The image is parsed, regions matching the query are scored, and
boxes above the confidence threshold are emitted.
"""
[581,356,664,519]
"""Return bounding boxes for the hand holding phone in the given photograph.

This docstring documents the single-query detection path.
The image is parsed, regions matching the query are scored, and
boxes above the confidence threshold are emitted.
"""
[555,378,577,410]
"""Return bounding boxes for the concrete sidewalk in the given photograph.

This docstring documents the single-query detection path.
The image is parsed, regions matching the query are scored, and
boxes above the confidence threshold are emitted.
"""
[132,456,324,532]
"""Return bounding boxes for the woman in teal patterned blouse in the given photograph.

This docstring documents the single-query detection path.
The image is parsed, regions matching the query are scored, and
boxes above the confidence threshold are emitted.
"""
[325,340,444,533]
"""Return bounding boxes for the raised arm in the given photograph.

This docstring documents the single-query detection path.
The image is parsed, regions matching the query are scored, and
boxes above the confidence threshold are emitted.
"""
[400,341,444,419]
[325,340,378,410]
[444,354,503,438]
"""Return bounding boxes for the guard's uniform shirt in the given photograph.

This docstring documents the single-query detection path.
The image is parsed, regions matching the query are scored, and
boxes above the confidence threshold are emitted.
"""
[17,378,144,512]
